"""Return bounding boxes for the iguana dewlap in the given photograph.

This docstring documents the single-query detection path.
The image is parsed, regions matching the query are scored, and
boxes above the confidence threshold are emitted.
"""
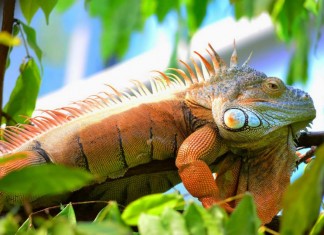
[0,43,316,224]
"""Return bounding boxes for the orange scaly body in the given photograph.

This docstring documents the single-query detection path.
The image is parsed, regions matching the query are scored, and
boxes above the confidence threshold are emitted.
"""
[0,43,316,224]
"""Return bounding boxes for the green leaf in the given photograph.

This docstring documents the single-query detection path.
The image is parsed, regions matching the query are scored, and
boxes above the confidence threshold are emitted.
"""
[286,33,310,85]
[0,164,93,196]
[184,0,209,36]
[16,217,32,234]
[155,0,179,22]
[225,193,261,235]
[304,0,318,14]
[0,31,20,46]
[138,208,189,235]
[20,21,43,66]
[183,203,205,235]
[76,222,132,235]
[35,0,58,24]
[94,201,125,225]
[19,0,40,24]
[310,213,324,235]
[3,58,41,125]
[280,145,324,235]
[184,202,225,235]
[160,207,189,235]
[55,0,77,12]
[55,203,77,224]
[138,214,168,235]
[140,0,157,19]
[87,0,143,60]
[121,193,184,226]
[0,214,19,235]
[47,218,75,235]
[232,0,274,19]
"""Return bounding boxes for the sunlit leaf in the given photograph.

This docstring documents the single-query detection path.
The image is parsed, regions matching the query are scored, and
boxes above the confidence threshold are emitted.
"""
[19,0,40,24]
[140,0,157,19]
[0,164,93,196]
[55,0,77,12]
[35,0,58,24]
[138,209,189,235]
[0,32,20,46]
[55,203,77,225]
[184,202,226,235]
[280,145,324,235]
[121,193,184,226]
[20,21,43,66]
[310,213,324,235]
[304,0,318,14]
[87,0,143,60]
[232,0,275,19]
[16,217,31,234]
[155,0,179,22]
[76,222,132,235]
[94,201,125,226]
[225,193,261,235]
[47,218,75,235]
[0,214,19,235]
[287,32,310,84]
[160,208,189,235]
[3,58,41,125]
[185,0,209,36]
[138,214,168,235]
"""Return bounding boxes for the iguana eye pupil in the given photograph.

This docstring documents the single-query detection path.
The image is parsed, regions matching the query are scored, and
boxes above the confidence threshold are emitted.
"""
[262,78,284,95]
[268,83,278,89]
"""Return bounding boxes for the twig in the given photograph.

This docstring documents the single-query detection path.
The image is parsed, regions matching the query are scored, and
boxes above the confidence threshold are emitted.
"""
[15,19,31,58]
[0,0,16,122]
[296,146,317,167]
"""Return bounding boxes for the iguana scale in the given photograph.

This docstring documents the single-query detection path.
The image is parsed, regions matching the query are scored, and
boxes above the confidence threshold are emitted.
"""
[0,43,316,224]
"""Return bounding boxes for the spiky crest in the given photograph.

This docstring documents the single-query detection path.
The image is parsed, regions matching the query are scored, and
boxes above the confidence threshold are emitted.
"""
[0,43,251,155]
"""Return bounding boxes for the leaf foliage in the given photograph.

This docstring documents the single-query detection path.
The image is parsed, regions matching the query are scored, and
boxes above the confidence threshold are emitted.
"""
[0,164,93,196]
[231,0,323,84]
[2,58,41,125]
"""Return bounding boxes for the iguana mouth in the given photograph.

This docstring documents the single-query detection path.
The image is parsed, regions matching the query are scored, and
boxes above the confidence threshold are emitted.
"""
[290,120,313,138]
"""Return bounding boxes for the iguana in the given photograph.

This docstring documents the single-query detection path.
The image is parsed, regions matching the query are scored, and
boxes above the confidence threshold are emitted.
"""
[0,43,316,224]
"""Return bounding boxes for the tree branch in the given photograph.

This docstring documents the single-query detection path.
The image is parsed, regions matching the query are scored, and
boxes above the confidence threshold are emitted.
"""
[0,0,16,121]
[296,131,324,148]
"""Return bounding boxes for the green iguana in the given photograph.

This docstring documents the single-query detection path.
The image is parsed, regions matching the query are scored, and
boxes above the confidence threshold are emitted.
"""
[0,43,316,224]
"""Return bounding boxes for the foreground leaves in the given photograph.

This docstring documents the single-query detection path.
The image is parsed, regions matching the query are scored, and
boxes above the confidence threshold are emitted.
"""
[0,193,262,235]
[281,144,324,235]
[0,164,93,196]
[121,193,184,226]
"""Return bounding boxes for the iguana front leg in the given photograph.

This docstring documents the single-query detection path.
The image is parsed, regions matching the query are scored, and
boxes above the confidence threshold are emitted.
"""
[175,124,230,210]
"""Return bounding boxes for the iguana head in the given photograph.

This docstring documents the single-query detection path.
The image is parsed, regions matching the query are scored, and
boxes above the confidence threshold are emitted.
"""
[212,66,316,143]
[185,44,316,144]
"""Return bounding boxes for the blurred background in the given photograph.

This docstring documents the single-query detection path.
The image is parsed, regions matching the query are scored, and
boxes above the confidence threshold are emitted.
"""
[2,0,324,195]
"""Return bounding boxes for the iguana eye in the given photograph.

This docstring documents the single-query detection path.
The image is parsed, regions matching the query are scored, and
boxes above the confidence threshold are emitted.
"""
[223,108,261,131]
[262,78,284,95]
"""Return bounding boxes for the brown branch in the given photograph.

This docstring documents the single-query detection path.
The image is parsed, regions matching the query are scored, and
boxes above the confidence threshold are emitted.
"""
[296,131,324,147]
[296,146,317,167]
[0,0,16,121]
